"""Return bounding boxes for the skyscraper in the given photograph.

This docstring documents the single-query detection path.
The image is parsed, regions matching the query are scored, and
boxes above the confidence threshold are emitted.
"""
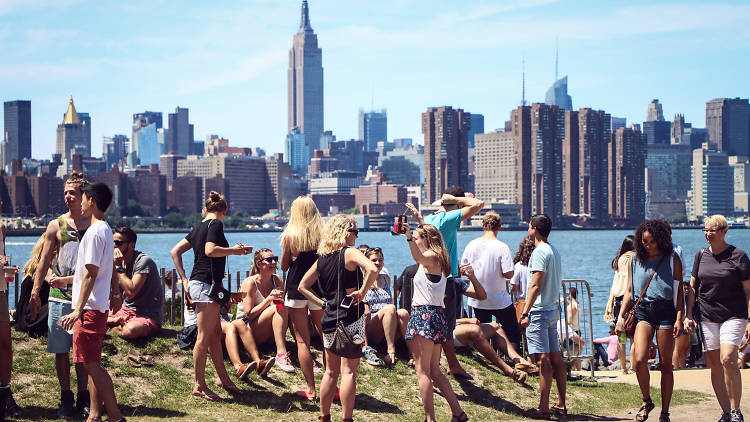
[687,143,732,221]
[288,0,324,152]
[3,100,31,169]
[285,127,309,176]
[474,131,517,203]
[56,97,91,159]
[358,109,387,152]
[166,107,193,156]
[608,128,645,225]
[103,134,129,169]
[545,76,573,111]
[578,108,610,222]
[562,110,579,215]
[133,111,163,166]
[670,114,690,145]
[642,120,672,145]
[646,99,664,122]
[706,97,750,156]
[467,114,485,148]
[422,106,470,204]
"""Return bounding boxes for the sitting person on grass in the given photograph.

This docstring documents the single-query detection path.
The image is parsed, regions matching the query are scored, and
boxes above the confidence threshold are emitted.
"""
[108,228,165,340]
[453,318,533,384]
[226,248,288,380]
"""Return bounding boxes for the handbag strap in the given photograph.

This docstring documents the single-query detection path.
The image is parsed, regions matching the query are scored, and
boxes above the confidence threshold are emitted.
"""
[206,219,228,289]
[630,252,668,311]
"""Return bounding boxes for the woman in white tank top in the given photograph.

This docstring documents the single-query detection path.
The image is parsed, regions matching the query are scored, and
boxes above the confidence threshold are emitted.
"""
[400,223,468,422]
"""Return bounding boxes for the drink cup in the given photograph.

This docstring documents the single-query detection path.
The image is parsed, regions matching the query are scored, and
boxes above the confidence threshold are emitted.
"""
[618,332,627,344]
[3,266,16,283]
[58,319,75,335]
[272,290,283,311]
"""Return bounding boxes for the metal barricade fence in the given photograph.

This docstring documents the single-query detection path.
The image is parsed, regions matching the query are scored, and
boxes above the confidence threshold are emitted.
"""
[559,279,595,378]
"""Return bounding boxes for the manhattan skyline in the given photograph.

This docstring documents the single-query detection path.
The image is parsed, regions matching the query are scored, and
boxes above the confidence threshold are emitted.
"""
[2,0,749,160]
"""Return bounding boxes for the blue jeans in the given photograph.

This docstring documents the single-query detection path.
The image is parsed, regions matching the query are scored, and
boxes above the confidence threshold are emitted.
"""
[526,309,560,355]
[47,298,74,354]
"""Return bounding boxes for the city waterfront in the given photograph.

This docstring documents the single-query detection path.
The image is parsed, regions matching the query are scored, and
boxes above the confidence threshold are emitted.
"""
[6,227,746,339]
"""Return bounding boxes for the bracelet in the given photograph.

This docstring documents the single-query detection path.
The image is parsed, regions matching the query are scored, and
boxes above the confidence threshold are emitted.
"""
[406,237,413,242]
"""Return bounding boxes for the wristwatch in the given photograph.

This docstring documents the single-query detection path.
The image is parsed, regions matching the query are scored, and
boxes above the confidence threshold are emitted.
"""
[521,313,530,319]
[116,266,126,273]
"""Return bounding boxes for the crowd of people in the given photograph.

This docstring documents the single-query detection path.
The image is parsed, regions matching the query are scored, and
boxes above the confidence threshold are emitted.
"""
[0,176,748,422]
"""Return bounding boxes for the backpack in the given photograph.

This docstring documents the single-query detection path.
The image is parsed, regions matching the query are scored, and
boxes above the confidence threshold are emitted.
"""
[12,274,50,337]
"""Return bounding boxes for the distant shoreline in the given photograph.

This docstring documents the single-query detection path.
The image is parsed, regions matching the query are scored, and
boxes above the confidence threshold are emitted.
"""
[5,224,721,237]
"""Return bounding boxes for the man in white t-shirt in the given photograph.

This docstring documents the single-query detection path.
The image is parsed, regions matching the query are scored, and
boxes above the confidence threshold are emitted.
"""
[60,182,125,422]
[461,212,521,352]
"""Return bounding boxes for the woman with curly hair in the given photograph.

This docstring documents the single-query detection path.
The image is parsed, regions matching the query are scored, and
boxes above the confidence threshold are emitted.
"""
[616,220,683,422]
[298,215,378,422]
[510,236,535,322]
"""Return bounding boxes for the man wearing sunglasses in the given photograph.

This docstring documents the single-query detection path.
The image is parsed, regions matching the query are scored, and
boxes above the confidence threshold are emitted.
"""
[106,227,165,340]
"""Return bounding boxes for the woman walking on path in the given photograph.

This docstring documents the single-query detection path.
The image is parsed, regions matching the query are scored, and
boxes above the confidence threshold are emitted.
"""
[170,191,252,401]
[685,215,750,422]
[298,215,378,422]
[402,223,469,422]
[616,220,683,422]
[606,235,635,374]
[280,196,324,399]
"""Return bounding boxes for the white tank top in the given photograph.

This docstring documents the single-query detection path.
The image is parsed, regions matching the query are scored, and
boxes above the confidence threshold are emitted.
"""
[411,264,446,307]
[235,279,267,320]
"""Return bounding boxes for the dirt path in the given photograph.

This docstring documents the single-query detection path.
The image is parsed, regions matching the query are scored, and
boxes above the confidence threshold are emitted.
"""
[502,368,749,421]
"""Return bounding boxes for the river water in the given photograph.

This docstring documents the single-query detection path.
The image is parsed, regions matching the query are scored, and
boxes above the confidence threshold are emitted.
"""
[5,228,748,339]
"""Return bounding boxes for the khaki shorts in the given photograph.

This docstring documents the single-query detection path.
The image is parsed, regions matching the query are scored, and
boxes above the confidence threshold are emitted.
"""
[0,292,10,323]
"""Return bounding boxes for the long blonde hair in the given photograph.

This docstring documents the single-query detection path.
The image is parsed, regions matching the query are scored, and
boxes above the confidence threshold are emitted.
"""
[318,214,356,255]
[22,236,48,278]
[414,224,451,276]
[281,196,322,253]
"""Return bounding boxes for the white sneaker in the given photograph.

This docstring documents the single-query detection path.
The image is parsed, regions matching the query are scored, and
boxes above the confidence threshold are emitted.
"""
[275,353,295,373]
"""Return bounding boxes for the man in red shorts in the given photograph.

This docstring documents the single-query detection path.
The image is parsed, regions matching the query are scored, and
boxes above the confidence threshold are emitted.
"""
[60,182,125,422]
[107,227,164,340]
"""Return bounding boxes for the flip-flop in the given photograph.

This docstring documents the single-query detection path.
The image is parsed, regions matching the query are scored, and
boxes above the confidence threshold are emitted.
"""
[295,390,316,402]
[193,390,221,402]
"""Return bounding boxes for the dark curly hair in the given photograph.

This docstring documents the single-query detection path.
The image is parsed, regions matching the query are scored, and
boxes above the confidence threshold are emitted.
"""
[513,235,535,266]
[634,220,673,262]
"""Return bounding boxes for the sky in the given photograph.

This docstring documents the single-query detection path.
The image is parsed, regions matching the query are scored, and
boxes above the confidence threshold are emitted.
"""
[2,0,750,160]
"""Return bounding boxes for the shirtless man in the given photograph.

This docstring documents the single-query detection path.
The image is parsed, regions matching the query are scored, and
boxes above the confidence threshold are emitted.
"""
[28,172,104,419]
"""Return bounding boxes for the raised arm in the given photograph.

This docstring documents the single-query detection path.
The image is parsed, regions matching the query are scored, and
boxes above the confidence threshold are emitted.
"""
[405,203,425,226]
[205,242,250,258]
[345,247,378,301]
[30,219,59,317]
[460,264,487,300]
[444,194,484,221]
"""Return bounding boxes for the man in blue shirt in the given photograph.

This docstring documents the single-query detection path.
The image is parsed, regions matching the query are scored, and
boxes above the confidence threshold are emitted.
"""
[519,214,566,419]
[406,186,484,378]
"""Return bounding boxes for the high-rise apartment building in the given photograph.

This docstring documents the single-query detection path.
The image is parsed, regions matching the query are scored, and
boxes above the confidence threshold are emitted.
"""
[422,106,471,204]
[474,131,517,204]
[730,155,750,213]
[3,100,31,169]
[646,99,664,122]
[562,110,579,214]
[578,108,610,222]
[706,98,750,156]
[378,143,423,186]
[102,135,129,169]
[611,117,627,132]
[166,107,193,156]
[285,127,308,175]
[288,0,324,152]
[467,114,485,148]
[608,128,645,225]
[56,97,91,159]
[687,143,733,221]
[358,109,387,152]
[645,144,692,201]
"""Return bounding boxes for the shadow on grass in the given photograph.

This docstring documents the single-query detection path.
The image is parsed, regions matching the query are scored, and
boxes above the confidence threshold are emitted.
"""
[15,405,188,421]
[452,375,526,417]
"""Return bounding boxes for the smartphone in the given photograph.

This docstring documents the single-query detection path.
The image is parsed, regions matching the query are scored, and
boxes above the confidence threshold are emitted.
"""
[340,296,354,309]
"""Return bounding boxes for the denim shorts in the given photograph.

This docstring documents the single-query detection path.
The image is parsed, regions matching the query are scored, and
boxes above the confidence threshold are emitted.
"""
[47,298,74,354]
[526,309,560,355]
[635,300,676,330]
[187,280,213,303]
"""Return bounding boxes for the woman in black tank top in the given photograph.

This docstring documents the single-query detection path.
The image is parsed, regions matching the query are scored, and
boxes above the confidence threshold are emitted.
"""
[298,215,378,422]
[279,196,324,400]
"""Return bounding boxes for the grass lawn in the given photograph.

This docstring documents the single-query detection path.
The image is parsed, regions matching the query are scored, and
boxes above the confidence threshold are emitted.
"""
[8,325,707,421]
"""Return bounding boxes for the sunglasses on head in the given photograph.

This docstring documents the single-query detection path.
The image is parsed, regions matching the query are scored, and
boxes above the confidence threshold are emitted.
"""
[114,240,131,246]
[365,247,382,255]
[348,229,359,236]
[260,256,279,263]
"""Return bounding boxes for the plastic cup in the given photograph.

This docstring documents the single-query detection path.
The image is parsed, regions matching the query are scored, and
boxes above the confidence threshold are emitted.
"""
[58,319,75,335]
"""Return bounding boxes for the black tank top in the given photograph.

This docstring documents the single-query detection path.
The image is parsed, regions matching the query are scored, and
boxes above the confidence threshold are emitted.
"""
[286,249,318,300]
[317,247,364,333]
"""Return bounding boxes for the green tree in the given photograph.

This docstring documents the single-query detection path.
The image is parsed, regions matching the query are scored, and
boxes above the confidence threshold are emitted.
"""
[163,212,186,228]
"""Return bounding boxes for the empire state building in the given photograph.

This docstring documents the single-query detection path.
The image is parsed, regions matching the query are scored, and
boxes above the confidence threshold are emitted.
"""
[288,0,324,152]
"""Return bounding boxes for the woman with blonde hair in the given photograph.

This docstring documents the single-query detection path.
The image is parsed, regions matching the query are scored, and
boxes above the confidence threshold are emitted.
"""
[171,191,252,401]
[225,248,287,380]
[402,223,469,422]
[299,215,378,422]
[280,196,324,399]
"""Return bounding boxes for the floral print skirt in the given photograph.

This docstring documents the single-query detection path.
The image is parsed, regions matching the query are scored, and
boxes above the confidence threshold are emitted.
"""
[406,305,449,344]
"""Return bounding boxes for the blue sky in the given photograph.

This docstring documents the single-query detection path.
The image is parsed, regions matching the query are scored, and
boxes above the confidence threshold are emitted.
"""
[2,0,749,159]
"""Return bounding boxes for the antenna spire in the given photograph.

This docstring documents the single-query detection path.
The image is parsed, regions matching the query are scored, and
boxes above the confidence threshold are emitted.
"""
[521,57,527,106]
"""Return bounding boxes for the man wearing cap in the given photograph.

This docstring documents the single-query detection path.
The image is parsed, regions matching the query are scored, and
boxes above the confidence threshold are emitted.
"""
[406,185,484,378]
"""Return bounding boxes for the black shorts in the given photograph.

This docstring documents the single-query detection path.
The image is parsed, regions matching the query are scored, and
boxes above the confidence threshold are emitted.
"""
[443,277,458,332]
[635,300,676,330]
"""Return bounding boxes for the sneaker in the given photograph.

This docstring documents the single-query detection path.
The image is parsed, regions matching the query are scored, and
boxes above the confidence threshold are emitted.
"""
[235,362,257,380]
[275,353,295,373]
[257,358,275,377]
[76,389,90,417]
[58,390,75,419]
[362,346,383,367]
[730,410,744,422]
[720,412,732,422]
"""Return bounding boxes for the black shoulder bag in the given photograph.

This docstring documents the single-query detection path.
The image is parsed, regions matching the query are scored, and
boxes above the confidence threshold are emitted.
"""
[206,220,230,308]
[329,247,364,358]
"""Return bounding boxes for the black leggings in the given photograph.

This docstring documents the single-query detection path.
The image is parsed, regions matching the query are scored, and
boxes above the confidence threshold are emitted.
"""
[471,305,522,353]
[594,343,610,366]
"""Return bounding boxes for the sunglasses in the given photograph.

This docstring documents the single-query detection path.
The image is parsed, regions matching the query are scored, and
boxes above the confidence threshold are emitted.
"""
[113,240,131,246]
[365,247,382,255]
[348,229,359,236]
[261,256,279,263]
[702,228,724,234]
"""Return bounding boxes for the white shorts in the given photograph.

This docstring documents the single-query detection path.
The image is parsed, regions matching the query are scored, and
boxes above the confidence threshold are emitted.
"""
[701,318,748,351]
[284,296,322,311]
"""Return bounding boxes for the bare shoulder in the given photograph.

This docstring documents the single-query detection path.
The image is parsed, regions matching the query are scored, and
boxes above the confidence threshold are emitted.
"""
[240,275,259,291]
[45,218,62,240]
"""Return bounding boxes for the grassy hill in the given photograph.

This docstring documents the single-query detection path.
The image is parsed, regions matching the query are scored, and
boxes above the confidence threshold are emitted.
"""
[9,326,704,421]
